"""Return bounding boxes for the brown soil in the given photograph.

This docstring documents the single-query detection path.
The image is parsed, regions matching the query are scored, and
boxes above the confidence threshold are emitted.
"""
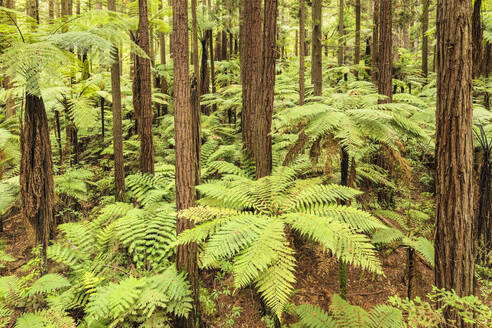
[200,239,434,327]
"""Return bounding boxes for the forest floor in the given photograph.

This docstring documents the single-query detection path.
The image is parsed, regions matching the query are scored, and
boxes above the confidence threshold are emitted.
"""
[2,210,435,328]
[200,238,434,327]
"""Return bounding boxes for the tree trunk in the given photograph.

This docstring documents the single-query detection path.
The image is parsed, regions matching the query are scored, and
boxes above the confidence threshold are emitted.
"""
[137,0,154,174]
[338,0,344,66]
[435,0,475,326]
[240,0,262,159]
[312,0,322,96]
[378,0,392,103]
[200,32,211,114]
[191,0,200,98]
[173,0,201,326]
[109,0,126,202]
[299,0,305,106]
[20,93,55,272]
[256,0,277,179]
[472,0,482,78]
[422,0,429,77]
[354,0,360,78]
[372,0,379,86]
[100,97,105,141]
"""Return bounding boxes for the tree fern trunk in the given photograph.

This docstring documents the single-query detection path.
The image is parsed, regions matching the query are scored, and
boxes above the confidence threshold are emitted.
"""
[20,93,55,273]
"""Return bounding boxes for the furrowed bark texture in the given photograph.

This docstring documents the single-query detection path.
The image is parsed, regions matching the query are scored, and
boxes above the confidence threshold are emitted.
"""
[435,0,475,326]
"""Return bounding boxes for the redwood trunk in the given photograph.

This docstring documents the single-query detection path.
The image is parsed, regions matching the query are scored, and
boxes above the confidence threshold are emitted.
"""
[299,0,305,106]
[472,0,482,78]
[240,0,262,159]
[109,0,126,202]
[137,0,154,173]
[173,0,201,326]
[256,0,278,179]
[435,0,475,327]
[354,0,360,78]
[312,0,322,96]
[378,0,392,103]
[422,0,429,77]
[372,0,379,85]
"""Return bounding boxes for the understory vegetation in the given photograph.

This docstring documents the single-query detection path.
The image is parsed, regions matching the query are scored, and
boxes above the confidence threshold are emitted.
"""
[0,0,490,327]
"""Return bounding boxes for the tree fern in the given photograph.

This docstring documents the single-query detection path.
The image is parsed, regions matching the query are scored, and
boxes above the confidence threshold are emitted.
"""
[178,168,384,318]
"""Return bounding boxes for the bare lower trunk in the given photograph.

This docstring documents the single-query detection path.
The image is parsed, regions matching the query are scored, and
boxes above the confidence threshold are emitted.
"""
[435,0,475,326]
[173,0,201,326]
[312,0,322,96]
[20,93,55,272]
[378,0,392,103]
[137,0,154,173]
[299,0,305,105]
[256,0,277,179]
[240,0,262,159]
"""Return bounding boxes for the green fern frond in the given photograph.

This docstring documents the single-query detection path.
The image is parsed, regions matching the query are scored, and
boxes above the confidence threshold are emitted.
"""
[290,184,362,212]
[367,304,404,328]
[293,304,337,328]
[331,294,369,328]
[284,213,383,274]
[27,274,71,297]
[403,237,434,267]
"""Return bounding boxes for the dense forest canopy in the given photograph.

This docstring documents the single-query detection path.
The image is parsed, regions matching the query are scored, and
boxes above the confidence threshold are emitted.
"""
[0,0,490,327]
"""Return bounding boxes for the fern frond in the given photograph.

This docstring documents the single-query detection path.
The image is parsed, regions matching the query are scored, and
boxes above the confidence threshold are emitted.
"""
[367,304,404,328]
[293,304,337,328]
[331,293,369,328]
[27,274,71,297]
[284,213,383,274]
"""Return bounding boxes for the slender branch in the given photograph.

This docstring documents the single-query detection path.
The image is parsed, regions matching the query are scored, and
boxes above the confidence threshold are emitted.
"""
[1,10,25,43]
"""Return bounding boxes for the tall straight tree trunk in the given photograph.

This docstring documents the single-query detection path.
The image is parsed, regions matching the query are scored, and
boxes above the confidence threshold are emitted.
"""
[372,0,379,85]
[295,30,298,57]
[435,0,475,327]
[240,0,262,159]
[256,0,278,179]
[191,0,200,97]
[422,0,429,77]
[378,0,392,103]
[337,0,344,66]
[354,0,360,78]
[20,93,55,272]
[200,32,211,114]
[137,0,154,173]
[472,0,482,78]
[312,0,322,96]
[299,0,305,106]
[26,0,39,25]
[173,0,201,326]
[109,0,126,202]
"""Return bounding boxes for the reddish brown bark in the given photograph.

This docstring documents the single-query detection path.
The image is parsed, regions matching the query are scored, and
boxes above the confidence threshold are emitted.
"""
[299,0,305,105]
[378,0,392,103]
[372,0,379,85]
[435,0,475,326]
[108,0,126,202]
[422,0,429,77]
[240,0,262,159]
[173,0,201,326]
[312,0,322,96]
[136,0,155,173]
[256,0,278,179]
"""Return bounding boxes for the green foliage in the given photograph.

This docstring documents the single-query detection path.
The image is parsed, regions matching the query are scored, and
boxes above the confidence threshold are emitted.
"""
[293,294,403,328]
[179,166,384,318]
